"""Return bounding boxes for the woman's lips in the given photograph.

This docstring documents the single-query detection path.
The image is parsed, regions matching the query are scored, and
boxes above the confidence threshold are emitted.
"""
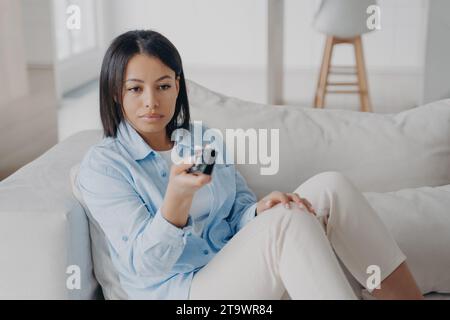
[140,114,164,122]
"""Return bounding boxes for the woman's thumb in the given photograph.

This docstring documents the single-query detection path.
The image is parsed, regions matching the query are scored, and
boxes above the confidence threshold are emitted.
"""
[172,156,195,174]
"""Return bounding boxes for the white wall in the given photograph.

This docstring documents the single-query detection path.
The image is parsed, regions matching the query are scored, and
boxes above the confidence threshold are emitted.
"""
[21,0,56,66]
[421,0,450,104]
[0,0,29,104]
[284,0,428,111]
[103,0,267,68]
[101,0,428,110]
[104,0,426,68]
[285,0,427,70]
[0,0,58,180]
[21,0,108,98]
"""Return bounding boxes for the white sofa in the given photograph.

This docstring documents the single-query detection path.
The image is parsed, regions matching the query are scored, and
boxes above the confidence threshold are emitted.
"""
[0,80,449,299]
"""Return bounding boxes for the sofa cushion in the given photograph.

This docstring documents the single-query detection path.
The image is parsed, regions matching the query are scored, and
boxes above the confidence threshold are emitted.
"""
[363,184,450,295]
[0,130,103,299]
[186,80,450,199]
[69,164,127,300]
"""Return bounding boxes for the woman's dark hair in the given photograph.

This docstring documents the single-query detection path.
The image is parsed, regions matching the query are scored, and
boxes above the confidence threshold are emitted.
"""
[99,30,190,138]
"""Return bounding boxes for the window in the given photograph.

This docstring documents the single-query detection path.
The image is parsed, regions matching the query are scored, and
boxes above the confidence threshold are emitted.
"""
[51,0,103,98]
[53,0,98,61]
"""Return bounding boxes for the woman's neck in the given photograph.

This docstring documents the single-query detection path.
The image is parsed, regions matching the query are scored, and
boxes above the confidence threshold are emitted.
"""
[141,131,174,151]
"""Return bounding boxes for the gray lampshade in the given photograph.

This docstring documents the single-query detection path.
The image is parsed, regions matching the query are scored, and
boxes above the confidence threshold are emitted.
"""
[313,0,378,38]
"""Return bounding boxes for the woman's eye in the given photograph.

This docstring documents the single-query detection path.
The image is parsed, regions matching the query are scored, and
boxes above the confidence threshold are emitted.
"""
[159,84,171,90]
[128,87,141,93]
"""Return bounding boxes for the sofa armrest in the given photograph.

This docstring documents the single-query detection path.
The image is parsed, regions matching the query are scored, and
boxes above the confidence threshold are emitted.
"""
[0,130,103,299]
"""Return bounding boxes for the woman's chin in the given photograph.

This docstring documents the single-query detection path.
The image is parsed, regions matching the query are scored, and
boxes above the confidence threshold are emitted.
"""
[137,122,166,133]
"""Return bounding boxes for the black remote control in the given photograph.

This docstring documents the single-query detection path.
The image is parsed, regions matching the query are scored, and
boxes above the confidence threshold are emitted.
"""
[186,148,217,175]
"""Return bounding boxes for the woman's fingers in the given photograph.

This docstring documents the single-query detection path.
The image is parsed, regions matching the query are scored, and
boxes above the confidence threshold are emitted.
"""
[289,193,316,215]
[265,192,291,209]
[261,192,316,215]
[176,164,212,188]
[261,192,287,209]
[298,195,313,209]
[171,157,195,175]
[287,193,301,205]
[276,192,291,209]
[264,199,274,209]
[300,196,315,214]
[288,193,306,210]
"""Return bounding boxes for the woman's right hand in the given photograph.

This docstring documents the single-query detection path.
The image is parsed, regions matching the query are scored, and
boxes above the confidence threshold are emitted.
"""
[166,159,212,199]
[161,158,212,228]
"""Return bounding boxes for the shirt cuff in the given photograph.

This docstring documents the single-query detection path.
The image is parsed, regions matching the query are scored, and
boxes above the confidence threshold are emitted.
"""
[236,202,258,232]
[148,209,193,245]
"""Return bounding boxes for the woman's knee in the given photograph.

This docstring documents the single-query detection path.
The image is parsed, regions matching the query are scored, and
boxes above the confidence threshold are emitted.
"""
[309,171,354,194]
[260,204,319,232]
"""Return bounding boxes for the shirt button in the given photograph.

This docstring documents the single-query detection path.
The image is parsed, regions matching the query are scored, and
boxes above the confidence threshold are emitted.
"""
[122,235,128,242]
[203,249,209,255]
[161,171,167,177]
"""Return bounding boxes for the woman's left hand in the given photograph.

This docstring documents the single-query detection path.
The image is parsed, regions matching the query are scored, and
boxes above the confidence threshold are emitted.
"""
[256,191,316,216]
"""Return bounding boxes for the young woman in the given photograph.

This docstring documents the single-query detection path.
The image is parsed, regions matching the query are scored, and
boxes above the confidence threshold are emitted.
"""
[77,30,423,300]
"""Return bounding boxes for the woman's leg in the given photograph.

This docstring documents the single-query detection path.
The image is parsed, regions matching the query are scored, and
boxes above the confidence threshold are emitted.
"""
[189,205,357,300]
[293,171,423,299]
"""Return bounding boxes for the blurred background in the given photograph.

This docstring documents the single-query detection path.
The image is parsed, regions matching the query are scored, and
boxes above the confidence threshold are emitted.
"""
[1,0,450,180]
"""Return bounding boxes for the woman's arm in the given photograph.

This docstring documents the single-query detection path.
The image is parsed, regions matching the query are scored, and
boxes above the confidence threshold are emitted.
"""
[161,160,211,228]
[77,150,209,277]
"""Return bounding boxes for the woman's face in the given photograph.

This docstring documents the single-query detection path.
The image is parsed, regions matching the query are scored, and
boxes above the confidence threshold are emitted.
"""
[121,54,180,139]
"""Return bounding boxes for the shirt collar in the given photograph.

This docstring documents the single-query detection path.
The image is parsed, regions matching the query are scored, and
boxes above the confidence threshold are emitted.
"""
[117,119,192,161]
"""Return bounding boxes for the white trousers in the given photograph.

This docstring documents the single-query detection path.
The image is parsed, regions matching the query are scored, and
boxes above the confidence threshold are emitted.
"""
[189,171,406,300]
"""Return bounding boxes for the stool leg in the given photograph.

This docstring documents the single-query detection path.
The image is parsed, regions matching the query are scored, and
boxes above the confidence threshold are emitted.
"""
[354,36,372,112]
[314,36,334,108]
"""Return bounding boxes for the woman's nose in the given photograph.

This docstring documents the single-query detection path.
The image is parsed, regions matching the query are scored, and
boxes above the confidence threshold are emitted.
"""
[143,88,158,108]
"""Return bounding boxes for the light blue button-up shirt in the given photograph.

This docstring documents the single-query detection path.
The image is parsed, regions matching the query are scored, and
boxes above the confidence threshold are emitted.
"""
[77,119,258,299]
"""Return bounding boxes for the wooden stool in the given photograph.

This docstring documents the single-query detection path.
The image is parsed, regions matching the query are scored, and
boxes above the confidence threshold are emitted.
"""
[314,35,372,112]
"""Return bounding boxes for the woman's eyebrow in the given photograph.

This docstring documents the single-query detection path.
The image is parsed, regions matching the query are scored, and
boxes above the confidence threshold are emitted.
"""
[154,75,172,82]
[125,75,172,83]
[125,78,144,83]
